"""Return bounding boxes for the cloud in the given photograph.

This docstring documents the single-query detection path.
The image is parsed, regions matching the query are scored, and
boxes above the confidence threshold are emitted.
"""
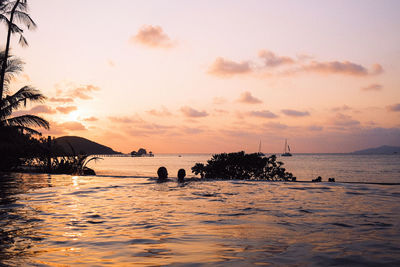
[361,83,383,92]
[30,105,56,114]
[308,125,323,131]
[131,25,174,48]
[208,50,383,78]
[258,50,294,67]
[68,84,100,100]
[83,116,98,122]
[49,97,74,103]
[60,121,87,131]
[180,106,208,118]
[208,57,252,77]
[387,103,400,112]
[332,113,360,126]
[56,106,77,114]
[109,116,143,124]
[281,109,310,117]
[146,106,172,117]
[237,91,263,104]
[331,105,352,112]
[182,127,204,134]
[249,110,278,118]
[302,61,383,76]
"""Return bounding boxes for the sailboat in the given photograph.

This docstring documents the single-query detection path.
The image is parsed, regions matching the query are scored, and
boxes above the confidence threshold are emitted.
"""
[281,139,292,157]
[258,140,264,156]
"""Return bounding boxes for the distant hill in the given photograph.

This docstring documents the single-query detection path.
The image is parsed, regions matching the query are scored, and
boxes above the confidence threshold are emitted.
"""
[351,145,400,155]
[55,136,120,155]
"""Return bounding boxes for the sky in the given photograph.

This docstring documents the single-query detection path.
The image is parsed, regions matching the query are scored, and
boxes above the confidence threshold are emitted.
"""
[3,0,400,153]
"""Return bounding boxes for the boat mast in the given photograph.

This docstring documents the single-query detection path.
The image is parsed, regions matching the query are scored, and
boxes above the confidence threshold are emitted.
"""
[284,139,287,153]
[258,140,262,154]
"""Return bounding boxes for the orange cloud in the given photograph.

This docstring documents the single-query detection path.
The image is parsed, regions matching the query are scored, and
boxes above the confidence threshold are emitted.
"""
[60,121,87,131]
[208,57,252,77]
[237,91,262,104]
[258,50,295,67]
[56,106,77,114]
[146,106,172,117]
[108,116,143,124]
[68,84,100,100]
[387,103,400,112]
[361,83,383,91]
[180,106,208,118]
[249,110,278,118]
[281,109,310,117]
[131,25,174,48]
[49,97,74,103]
[83,116,98,122]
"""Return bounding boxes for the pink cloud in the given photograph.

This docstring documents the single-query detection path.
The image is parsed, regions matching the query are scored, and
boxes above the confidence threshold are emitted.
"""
[258,50,295,67]
[302,61,383,76]
[30,105,56,114]
[108,116,143,124]
[332,113,360,126]
[237,91,262,104]
[249,110,278,118]
[208,57,252,77]
[56,106,77,114]
[281,109,310,117]
[387,103,400,112]
[180,106,208,118]
[131,25,174,48]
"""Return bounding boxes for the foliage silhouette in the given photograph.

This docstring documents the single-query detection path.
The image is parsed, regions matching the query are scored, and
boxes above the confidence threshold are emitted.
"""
[0,0,36,99]
[191,151,295,181]
[0,53,49,135]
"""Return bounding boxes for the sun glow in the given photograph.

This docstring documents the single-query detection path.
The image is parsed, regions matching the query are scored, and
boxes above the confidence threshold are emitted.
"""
[66,111,80,122]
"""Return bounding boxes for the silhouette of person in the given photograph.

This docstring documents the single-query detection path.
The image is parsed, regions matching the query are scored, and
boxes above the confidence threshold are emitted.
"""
[157,166,168,182]
[177,169,186,183]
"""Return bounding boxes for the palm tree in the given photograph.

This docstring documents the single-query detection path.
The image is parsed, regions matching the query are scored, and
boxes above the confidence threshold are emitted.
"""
[0,0,36,99]
[0,52,49,135]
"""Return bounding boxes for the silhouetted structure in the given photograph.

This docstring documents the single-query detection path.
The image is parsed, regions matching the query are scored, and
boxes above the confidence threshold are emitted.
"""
[328,177,335,182]
[157,166,168,182]
[177,169,186,183]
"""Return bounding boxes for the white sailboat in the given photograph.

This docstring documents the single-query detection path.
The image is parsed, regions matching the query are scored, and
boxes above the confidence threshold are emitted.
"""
[281,139,292,157]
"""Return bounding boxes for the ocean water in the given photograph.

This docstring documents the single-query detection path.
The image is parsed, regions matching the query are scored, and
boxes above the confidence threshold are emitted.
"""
[1,154,400,266]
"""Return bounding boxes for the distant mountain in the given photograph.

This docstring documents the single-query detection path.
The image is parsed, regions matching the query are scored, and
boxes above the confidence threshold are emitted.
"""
[351,145,400,155]
[55,136,120,155]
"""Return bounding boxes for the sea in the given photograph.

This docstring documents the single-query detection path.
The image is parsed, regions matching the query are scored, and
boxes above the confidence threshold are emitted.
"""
[1,153,400,266]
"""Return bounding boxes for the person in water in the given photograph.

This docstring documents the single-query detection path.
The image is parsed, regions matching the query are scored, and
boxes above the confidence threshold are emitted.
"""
[177,169,186,183]
[157,166,168,182]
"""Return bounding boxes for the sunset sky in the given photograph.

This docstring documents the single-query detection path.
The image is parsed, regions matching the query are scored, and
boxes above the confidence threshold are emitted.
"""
[5,0,400,153]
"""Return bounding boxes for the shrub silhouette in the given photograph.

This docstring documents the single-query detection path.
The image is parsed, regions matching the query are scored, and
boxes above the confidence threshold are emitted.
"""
[191,151,295,181]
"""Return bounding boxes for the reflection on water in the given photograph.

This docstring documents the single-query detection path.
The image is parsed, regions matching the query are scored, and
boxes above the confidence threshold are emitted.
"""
[1,173,400,266]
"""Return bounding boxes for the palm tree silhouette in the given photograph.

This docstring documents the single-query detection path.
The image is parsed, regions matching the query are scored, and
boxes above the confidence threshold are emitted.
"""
[0,0,36,99]
[0,52,49,135]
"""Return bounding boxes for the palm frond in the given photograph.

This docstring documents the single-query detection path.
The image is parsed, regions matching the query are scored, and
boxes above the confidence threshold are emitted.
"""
[5,124,42,135]
[12,10,36,29]
[4,114,50,129]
